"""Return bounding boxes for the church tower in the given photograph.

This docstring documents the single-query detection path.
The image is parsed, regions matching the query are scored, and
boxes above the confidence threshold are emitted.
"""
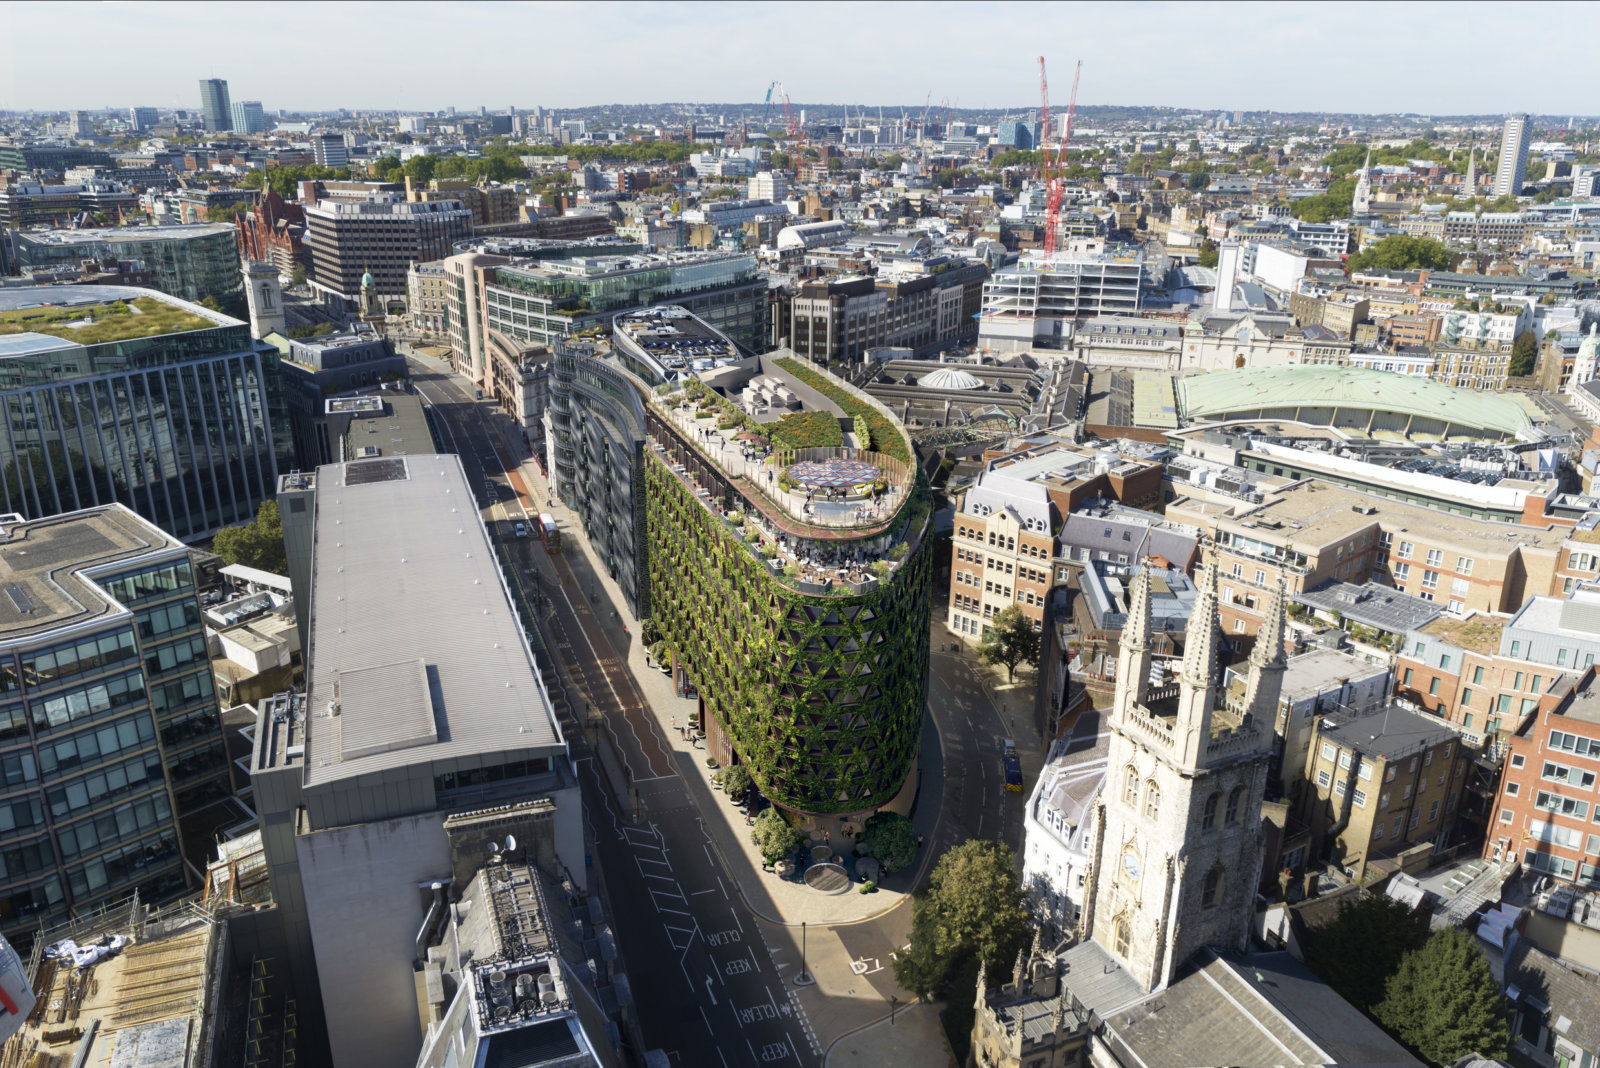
[243,259,285,339]
[1351,148,1373,214]
[1080,551,1272,994]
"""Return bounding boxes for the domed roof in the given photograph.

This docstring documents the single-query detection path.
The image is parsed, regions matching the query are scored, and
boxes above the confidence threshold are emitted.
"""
[922,367,985,391]
[361,269,376,290]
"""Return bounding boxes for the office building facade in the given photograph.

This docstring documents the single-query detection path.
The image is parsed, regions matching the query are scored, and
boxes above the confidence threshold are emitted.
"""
[0,505,228,940]
[1494,114,1532,197]
[198,79,232,133]
[0,286,290,541]
[229,100,267,136]
[128,107,158,131]
[12,223,246,316]
[304,195,472,309]
[310,133,348,169]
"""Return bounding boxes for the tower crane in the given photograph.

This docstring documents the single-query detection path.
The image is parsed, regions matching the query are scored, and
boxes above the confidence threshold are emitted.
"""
[1039,57,1082,261]
[762,81,781,130]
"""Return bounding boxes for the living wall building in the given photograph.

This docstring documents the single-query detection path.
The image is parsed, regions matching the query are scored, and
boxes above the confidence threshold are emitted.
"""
[551,311,931,816]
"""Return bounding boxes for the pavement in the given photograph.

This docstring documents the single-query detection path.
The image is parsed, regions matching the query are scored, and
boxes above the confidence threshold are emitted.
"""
[824,1002,954,1068]
[402,342,1040,1063]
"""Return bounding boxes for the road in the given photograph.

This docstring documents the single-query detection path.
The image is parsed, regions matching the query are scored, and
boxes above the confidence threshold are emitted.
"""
[404,348,1032,1064]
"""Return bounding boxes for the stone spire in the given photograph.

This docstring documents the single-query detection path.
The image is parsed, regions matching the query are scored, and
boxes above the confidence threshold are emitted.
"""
[1352,147,1373,214]
[1012,945,1027,993]
[1243,580,1289,723]
[1175,553,1222,767]
[1114,564,1155,714]
[974,957,988,1010]
[1466,144,1477,194]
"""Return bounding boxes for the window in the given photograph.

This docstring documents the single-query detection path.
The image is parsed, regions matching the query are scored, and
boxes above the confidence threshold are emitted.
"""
[1202,793,1219,831]
[1374,820,1386,840]
[1358,759,1372,781]
[1254,569,1266,585]
[1353,789,1368,808]
[1473,666,1485,684]
[1145,781,1161,820]
[1461,688,1473,706]
[1398,541,1414,560]
[1543,762,1598,789]
[1515,672,1524,689]
[1421,570,1439,590]
[1339,751,1352,770]
[1429,678,1439,696]
[1225,787,1242,824]
[1124,767,1139,805]
[1533,675,1543,692]
[1316,769,1332,788]
[1428,800,1440,823]
[1440,654,1451,671]
[1535,791,1590,820]
[1202,868,1222,908]
[1403,668,1414,686]
[1114,916,1131,958]
[1456,556,1473,575]
[1394,562,1410,582]
[1426,548,1443,567]
[1500,809,1514,824]
[1511,642,1522,658]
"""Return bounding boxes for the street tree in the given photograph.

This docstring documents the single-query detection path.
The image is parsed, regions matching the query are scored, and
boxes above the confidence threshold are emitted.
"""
[894,839,1030,1001]
[1304,894,1429,1012]
[750,807,798,865]
[857,812,917,873]
[1197,239,1219,269]
[720,764,752,802]
[1509,330,1539,377]
[978,606,1040,682]
[211,500,288,574]
[1376,928,1510,1064]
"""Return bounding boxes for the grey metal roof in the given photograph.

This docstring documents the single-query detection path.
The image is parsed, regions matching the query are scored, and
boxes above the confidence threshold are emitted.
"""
[1294,580,1443,634]
[303,454,562,786]
[1507,940,1600,1055]
[1318,703,1456,761]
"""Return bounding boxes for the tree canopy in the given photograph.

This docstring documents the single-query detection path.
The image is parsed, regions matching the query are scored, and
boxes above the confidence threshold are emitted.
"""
[978,605,1040,682]
[1509,330,1539,377]
[719,764,752,802]
[1291,175,1357,223]
[1376,928,1510,1064]
[750,807,798,864]
[857,812,917,874]
[1347,235,1453,274]
[1304,894,1430,1013]
[240,165,352,199]
[893,839,1030,1001]
[211,499,287,574]
[1196,239,1219,269]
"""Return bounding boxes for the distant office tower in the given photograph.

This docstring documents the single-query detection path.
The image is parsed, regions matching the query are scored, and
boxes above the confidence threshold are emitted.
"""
[304,194,471,309]
[230,100,266,135]
[198,78,232,132]
[311,132,348,168]
[0,504,228,942]
[0,285,289,540]
[128,106,158,130]
[1493,113,1532,197]
[67,110,92,140]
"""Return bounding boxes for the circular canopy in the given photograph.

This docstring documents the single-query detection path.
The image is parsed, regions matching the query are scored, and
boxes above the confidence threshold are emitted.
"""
[786,458,882,489]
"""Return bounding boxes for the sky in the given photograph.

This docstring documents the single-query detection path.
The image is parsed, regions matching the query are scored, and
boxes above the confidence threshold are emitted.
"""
[2,1,1595,117]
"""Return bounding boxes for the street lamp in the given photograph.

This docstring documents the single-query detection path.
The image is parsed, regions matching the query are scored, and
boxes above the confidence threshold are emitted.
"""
[794,921,813,986]
[890,994,899,1025]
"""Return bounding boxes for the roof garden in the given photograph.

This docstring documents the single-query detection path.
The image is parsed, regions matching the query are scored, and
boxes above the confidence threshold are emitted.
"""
[0,295,218,345]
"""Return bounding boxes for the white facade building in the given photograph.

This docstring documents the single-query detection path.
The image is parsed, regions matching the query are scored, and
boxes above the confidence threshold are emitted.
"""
[1494,114,1532,197]
[1022,730,1110,943]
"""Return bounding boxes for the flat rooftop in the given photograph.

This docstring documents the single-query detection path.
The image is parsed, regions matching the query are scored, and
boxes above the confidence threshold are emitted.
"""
[0,286,230,345]
[1295,579,1443,634]
[16,221,237,246]
[1417,613,1507,655]
[298,454,562,786]
[0,506,186,642]
[1229,479,1572,555]
[1318,703,1458,760]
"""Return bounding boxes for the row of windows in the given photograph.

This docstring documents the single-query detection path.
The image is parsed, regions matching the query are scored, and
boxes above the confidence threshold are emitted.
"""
[38,712,156,778]
[57,793,173,863]
[4,630,138,693]
[65,833,179,901]
[144,635,207,680]
[44,751,165,820]
[98,558,194,608]
[433,757,552,796]
[32,671,145,736]
[135,600,201,642]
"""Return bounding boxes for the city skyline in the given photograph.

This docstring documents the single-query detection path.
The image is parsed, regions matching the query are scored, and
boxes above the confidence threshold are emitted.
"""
[2,0,1597,116]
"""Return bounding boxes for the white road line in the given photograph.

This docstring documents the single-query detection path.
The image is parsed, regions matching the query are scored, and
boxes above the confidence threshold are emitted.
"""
[700,1006,715,1033]
[705,975,718,1006]
[692,888,718,896]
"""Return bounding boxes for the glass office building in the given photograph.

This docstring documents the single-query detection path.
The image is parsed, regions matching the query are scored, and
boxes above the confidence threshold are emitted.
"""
[0,506,227,939]
[12,224,248,317]
[0,286,290,541]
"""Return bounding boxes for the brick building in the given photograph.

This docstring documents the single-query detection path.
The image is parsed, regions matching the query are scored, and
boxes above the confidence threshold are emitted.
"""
[234,188,308,278]
[1487,668,1600,886]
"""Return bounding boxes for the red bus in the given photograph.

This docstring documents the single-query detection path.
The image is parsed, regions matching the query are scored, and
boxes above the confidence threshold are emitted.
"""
[539,513,560,553]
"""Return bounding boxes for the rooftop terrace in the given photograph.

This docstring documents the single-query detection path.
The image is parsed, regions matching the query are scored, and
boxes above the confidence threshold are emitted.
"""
[0,289,224,346]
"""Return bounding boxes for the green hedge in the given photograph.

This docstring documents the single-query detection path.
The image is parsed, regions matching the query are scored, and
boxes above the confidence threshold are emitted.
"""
[774,358,910,464]
[771,410,843,450]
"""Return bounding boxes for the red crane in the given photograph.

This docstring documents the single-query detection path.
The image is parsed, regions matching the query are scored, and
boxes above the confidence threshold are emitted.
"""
[1041,58,1081,261]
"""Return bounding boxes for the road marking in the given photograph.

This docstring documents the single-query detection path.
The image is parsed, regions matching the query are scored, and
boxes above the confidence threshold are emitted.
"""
[706,929,741,946]
[704,975,717,1006]
[692,888,718,896]
[849,957,883,976]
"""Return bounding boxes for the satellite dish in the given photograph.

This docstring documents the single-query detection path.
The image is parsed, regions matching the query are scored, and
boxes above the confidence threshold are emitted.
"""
[486,840,501,855]
[505,835,517,853]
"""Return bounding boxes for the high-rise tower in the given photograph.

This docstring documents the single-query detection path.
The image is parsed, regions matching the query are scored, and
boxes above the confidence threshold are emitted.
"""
[198,78,232,133]
[1080,555,1275,993]
[1493,114,1532,197]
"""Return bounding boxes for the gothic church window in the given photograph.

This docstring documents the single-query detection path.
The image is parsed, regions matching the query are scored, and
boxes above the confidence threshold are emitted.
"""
[1202,792,1219,831]
[1144,781,1161,820]
[1225,786,1243,825]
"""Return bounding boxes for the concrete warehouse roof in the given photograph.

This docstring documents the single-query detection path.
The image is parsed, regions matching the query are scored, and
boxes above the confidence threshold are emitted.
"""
[1176,366,1535,438]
